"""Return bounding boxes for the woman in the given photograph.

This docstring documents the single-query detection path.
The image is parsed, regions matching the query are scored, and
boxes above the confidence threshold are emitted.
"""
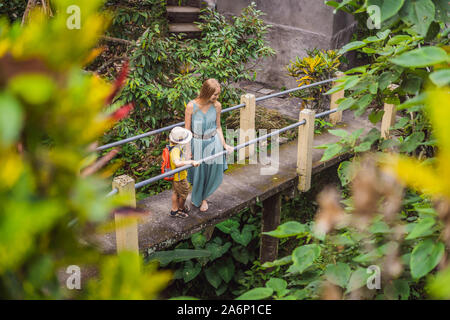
[185,79,234,212]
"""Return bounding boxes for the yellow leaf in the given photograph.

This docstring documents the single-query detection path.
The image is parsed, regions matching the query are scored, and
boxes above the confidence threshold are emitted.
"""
[381,154,447,198]
[426,86,450,154]
[0,39,10,57]
[82,47,104,66]
[0,151,23,189]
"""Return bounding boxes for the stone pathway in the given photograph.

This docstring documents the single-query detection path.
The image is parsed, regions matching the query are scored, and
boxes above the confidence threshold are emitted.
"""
[235,80,303,121]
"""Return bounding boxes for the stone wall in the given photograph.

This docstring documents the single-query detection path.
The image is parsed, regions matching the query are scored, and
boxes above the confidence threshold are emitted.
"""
[216,0,355,88]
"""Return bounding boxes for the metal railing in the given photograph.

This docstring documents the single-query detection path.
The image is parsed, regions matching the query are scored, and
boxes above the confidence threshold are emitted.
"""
[96,78,337,151]
[106,107,338,197]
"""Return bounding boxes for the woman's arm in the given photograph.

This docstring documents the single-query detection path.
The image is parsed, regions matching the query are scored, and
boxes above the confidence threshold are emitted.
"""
[185,101,194,159]
[215,102,234,154]
[185,101,193,131]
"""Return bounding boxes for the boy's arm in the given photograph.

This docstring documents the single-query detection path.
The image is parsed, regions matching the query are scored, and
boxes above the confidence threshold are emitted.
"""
[172,148,199,167]
[173,158,197,167]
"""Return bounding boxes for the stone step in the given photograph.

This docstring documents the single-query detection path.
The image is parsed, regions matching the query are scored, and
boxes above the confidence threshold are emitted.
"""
[169,23,201,38]
[167,5,201,23]
[166,0,202,8]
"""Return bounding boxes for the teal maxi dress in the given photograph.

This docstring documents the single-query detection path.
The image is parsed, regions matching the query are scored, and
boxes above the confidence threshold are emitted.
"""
[187,102,228,207]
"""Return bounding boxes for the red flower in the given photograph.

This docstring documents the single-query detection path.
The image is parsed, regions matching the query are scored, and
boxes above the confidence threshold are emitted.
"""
[111,103,134,121]
[105,60,130,105]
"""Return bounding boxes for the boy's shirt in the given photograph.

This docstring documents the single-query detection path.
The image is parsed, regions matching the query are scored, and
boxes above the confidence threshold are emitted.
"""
[169,143,187,181]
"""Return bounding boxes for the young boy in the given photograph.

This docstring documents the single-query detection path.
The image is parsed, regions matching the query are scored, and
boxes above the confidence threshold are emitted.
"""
[168,126,200,218]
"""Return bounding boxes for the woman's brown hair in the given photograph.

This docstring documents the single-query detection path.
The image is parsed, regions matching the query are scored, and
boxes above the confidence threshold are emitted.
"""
[197,78,220,101]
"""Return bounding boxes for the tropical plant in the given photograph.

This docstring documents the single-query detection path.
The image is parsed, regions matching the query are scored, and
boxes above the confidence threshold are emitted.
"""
[325,0,448,151]
[0,0,171,299]
[235,0,449,300]
[316,128,381,162]
[287,49,342,111]
[0,0,27,22]
[382,85,450,299]
[148,207,262,298]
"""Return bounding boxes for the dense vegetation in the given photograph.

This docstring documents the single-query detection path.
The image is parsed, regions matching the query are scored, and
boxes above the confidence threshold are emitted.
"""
[98,2,275,199]
[230,0,450,300]
[150,0,450,300]
[1,0,449,300]
[0,0,172,299]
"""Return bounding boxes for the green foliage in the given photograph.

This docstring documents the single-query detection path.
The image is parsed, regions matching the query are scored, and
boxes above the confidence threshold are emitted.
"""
[410,239,444,279]
[325,262,352,288]
[235,287,273,300]
[105,0,167,41]
[0,0,171,299]
[103,3,274,195]
[324,0,448,161]
[263,221,308,238]
[235,190,442,300]
[148,207,262,298]
[315,128,380,162]
[286,49,342,111]
[314,118,335,135]
[391,46,449,67]
[0,0,27,23]
[116,3,274,127]
[235,0,450,300]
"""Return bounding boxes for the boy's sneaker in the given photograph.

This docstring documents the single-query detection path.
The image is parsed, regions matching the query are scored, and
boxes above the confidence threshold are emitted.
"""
[179,204,190,214]
[170,210,188,218]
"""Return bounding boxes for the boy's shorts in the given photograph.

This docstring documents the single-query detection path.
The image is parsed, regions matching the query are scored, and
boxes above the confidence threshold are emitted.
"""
[173,179,189,200]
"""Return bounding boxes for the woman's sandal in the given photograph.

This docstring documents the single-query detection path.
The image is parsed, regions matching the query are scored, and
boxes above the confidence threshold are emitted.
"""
[170,210,188,218]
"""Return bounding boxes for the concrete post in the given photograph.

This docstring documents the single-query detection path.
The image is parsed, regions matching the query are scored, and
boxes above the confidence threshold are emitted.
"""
[239,93,256,163]
[260,193,281,264]
[330,71,344,125]
[381,84,399,139]
[297,109,315,192]
[112,175,139,254]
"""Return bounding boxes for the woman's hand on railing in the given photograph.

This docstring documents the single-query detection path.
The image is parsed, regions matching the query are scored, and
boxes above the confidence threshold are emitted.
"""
[224,144,234,154]
[190,160,200,167]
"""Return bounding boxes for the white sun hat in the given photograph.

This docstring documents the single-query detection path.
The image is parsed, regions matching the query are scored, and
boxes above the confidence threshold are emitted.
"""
[169,126,193,145]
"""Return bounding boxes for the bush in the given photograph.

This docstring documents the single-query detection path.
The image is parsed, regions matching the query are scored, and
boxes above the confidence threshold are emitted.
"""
[0,0,170,299]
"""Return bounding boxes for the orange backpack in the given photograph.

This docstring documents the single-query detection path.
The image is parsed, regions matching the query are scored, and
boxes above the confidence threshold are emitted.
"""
[161,145,180,181]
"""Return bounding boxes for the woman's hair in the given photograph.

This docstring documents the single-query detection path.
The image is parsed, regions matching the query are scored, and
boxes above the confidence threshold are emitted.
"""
[197,78,220,101]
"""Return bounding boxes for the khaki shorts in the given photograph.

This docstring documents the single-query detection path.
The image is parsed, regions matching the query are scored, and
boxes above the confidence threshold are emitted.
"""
[173,179,190,200]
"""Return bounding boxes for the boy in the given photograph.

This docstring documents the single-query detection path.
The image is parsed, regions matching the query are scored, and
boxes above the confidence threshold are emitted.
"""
[168,126,200,218]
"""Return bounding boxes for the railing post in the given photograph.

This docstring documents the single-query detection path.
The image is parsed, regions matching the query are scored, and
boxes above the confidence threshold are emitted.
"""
[239,93,256,163]
[297,109,315,192]
[112,175,139,254]
[381,84,399,139]
[329,71,344,125]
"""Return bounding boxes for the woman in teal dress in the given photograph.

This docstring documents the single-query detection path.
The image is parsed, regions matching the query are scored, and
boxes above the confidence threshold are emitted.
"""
[185,79,234,212]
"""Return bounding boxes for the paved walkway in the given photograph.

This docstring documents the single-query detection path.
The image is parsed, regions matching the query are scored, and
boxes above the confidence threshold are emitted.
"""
[235,80,303,120]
